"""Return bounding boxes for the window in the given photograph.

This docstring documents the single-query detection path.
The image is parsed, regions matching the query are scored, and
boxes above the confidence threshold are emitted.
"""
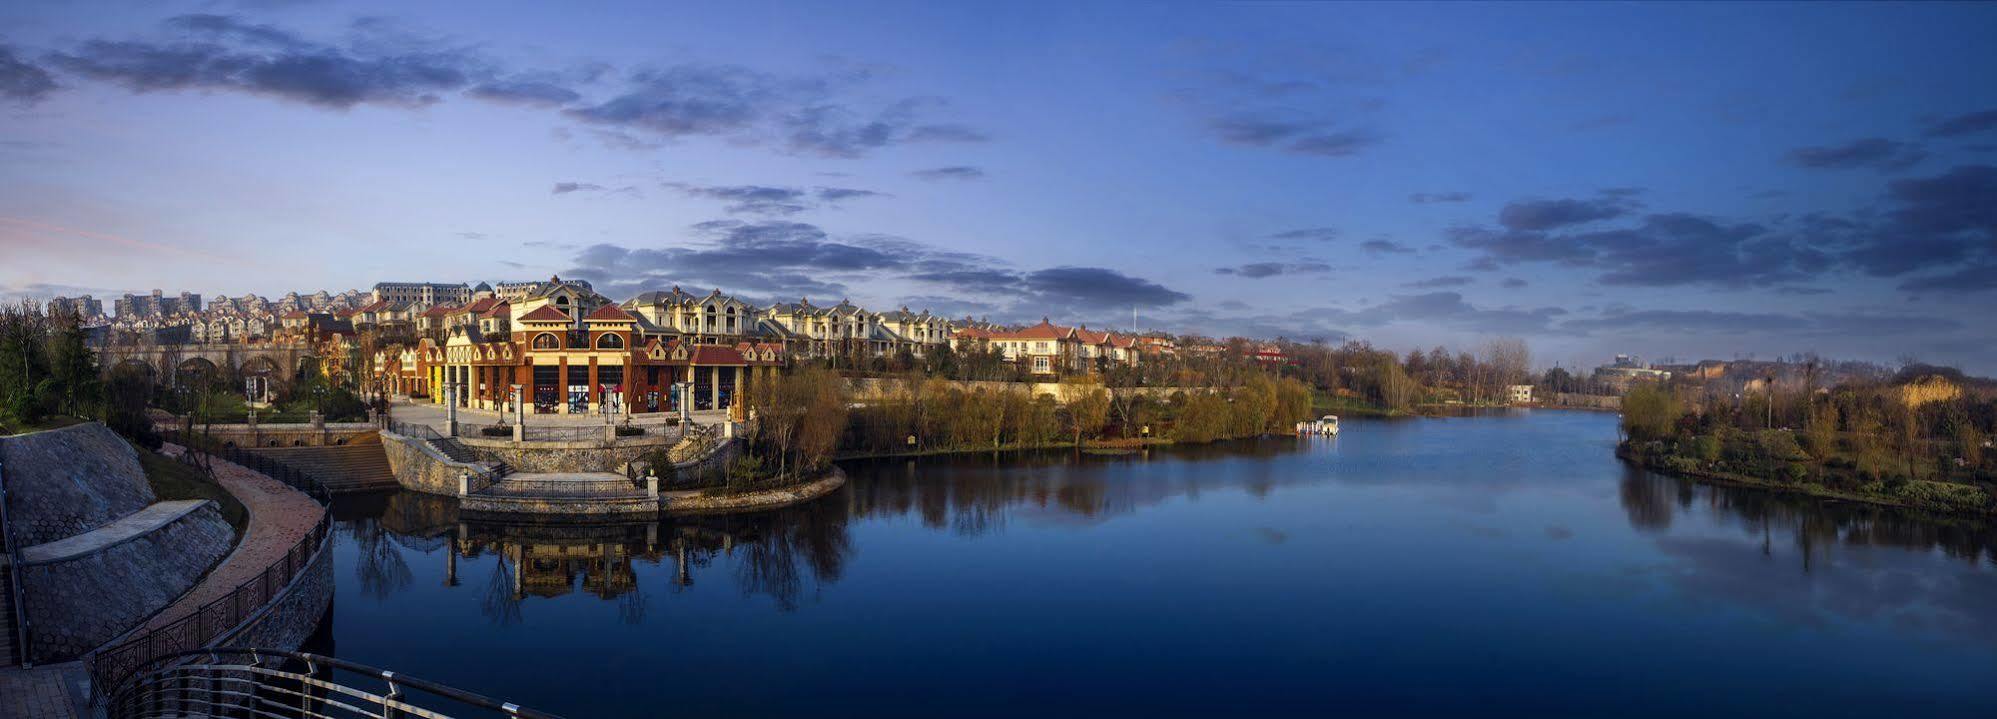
[555,296,569,306]
[1033,357,1051,373]
[596,333,625,350]
[532,333,560,350]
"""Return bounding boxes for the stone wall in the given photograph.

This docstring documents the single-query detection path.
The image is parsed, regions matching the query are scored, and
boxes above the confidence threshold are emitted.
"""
[215,535,333,652]
[661,466,845,515]
[379,430,481,495]
[0,422,155,546]
[1552,392,1622,410]
[458,434,678,474]
[18,502,234,663]
[174,423,379,448]
[847,377,1203,404]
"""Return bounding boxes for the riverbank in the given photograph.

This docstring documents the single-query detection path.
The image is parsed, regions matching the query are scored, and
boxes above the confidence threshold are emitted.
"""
[1617,443,1996,517]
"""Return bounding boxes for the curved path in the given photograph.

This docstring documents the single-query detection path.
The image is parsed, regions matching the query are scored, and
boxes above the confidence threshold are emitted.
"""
[140,445,321,631]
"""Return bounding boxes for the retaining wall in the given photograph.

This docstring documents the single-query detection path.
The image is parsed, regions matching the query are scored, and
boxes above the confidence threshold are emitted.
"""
[379,430,484,495]
[0,422,155,546]
[846,378,1203,404]
[214,537,334,652]
[18,502,234,663]
[458,434,678,474]
[174,423,379,448]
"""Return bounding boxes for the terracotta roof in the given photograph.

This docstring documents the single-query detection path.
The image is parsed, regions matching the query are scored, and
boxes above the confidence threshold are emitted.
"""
[991,318,1073,341]
[585,304,636,322]
[953,326,991,339]
[421,305,456,318]
[480,301,510,319]
[465,297,501,314]
[689,345,747,365]
[518,305,570,323]
[280,310,308,319]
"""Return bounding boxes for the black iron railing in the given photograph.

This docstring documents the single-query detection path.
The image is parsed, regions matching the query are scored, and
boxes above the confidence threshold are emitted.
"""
[0,458,31,667]
[103,648,564,719]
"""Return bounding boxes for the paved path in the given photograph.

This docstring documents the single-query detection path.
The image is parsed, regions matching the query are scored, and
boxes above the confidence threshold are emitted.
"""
[141,445,322,631]
[0,662,86,719]
[390,398,726,429]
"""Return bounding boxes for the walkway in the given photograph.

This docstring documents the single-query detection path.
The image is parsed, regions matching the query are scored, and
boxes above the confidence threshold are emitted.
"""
[140,446,321,631]
[0,662,86,719]
[389,399,728,430]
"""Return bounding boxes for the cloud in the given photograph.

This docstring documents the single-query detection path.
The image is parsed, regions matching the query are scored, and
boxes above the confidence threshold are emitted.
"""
[1410,192,1471,204]
[1403,275,1473,288]
[1332,292,1568,334]
[567,67,982,158]
[0,43,58,104]
[1267,227,1339,242]
[468,78,581,107]
[1562,308,1960,336]
[1498,197,1629,231]
[1214,261,1331,278]
[1785,137,1926,171]
[911,166,984,181]
[1022,267,1190,309]
[1361,239,1414,255]
[454,231,488,240]
[562,219,1011,303]
[1501,278,1528,289]
[1923,109,1997,138]
[1206,113,1380,157]
[48,14,481,109]
[1848,164,1997,280]
[660,182,883,216]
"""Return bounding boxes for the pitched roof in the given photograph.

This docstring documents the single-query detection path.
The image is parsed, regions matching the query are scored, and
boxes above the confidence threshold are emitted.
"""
[518,305,570,323]
[991,318,1073,341]
[585,304,636,322]
[479,301,510,319]
[421,305,456,318]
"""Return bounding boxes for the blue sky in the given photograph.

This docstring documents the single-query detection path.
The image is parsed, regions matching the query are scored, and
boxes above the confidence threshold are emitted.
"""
[3,1,1994,372]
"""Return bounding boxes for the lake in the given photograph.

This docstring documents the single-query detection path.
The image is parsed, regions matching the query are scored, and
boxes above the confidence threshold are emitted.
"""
[317,409,1997,717]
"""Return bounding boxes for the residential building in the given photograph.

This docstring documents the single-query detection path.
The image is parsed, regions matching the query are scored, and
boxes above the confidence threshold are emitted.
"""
[115,290,202,319]
[47,295,105,320]
[1508,384,1535,404]
[371,282,471,307]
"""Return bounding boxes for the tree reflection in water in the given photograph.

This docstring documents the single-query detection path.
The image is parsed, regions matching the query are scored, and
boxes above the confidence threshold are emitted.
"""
[345,516,413,600]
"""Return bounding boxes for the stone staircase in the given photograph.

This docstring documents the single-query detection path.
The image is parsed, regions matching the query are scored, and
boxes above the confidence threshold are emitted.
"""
[428,437,511,479]
[460,473,653,515]
[245,441,401,494]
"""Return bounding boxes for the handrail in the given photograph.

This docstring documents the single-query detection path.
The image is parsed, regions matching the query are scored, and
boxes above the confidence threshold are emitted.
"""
[0,459,33,667]
[86,431,332,692]
[105,647,564,719]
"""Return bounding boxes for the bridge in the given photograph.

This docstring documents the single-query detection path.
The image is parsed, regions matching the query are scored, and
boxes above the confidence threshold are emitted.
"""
[96,343,317,385]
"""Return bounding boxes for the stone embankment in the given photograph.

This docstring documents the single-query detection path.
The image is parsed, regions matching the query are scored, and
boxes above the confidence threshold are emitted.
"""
[0,424,235,664]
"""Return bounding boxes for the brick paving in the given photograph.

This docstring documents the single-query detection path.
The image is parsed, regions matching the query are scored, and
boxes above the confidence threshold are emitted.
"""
[143,445,322,631]
[0,662,85,719]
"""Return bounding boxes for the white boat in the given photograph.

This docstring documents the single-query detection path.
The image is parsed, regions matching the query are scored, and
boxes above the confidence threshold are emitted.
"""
[1296,414,1340,436]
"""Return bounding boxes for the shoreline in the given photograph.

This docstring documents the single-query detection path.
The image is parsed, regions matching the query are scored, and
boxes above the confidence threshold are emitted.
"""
[1615,444,1996,519]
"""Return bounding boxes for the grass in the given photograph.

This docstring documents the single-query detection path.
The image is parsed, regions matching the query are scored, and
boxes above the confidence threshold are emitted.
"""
[0,414,85,436]
[136,445,250,534]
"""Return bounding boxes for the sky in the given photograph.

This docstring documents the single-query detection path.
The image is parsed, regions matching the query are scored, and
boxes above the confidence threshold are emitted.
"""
[3,1,1995,373]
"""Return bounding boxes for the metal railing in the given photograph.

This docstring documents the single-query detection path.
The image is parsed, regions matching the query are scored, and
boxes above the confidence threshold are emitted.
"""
[0,459,32,667]
[88,433,333,692]
[103,648,564,719]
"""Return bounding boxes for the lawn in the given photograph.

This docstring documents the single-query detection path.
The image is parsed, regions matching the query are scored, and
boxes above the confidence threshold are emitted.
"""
[136,445,249,534]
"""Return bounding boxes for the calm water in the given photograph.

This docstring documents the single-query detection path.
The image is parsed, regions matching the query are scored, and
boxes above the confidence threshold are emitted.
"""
[317,410,1997,717]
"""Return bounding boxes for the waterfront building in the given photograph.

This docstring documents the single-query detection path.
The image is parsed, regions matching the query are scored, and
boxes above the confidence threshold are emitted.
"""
[622,287,760,345]
[412,301,784,416]
[1508,384,1536,404]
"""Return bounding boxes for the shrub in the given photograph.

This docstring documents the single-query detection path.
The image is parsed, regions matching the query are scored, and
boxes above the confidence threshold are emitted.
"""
[614,425,645,437]
[479,425,511,437]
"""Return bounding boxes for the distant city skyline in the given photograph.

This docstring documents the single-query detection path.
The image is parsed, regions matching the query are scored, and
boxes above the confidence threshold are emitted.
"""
[4,1,1995,373]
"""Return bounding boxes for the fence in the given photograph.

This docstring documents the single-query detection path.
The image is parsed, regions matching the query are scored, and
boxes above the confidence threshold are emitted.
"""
[87,433,333,695]
[102,648,564,719]
[1,459,31,666]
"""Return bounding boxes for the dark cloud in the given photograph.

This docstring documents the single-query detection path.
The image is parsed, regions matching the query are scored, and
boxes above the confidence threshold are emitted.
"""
[906,268,1023,294]
[567,69,981,159]
[1333,292,1568,334]
[468,78,580,107]
[1023,267,1190,308]
[1206,113,1380,157]
[1455,212,1828,288]
[1785,137,1926,171]
[1410,192,1471,204]
[1501,278,1528,289]
[1562,309,1960,336]
[1267,227,1339,242]
[0,43,59,104]
[552,182,603,194]
[1214,261,1331,278]
[1361,239,1414,255]
[667,183,884,216]
[911,165,984,181]
[1497,197,1629,231]
[49,14,480,109]
[1900,261,1997,293]
[1404,275,1473,288]
[1846,164,1997,280]
[1923,109,1997,138]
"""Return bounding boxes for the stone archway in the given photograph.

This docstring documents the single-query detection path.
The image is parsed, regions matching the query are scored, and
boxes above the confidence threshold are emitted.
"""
[174,357,221,388]
[240,355,283,404]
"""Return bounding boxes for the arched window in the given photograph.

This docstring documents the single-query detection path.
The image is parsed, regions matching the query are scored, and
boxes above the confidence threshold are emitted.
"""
[532,333,560,350]
[596,333,625,350]
[555,296,569,306]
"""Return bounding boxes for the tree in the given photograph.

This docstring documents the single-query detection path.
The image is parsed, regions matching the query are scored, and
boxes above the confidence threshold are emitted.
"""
[1620,381,1679,442]
[1064,383,1111,445]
